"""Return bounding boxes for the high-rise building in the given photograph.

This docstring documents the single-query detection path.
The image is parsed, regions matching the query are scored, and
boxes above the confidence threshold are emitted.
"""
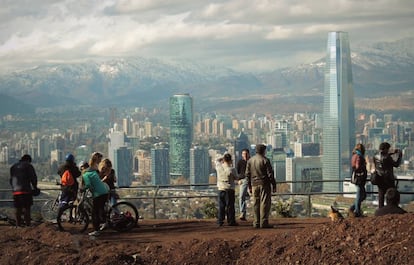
[189,146,211,190]
[151,144,169,185]
[286,156,322,193]
[234,131,250,163]
[114,146,133,187]
[322,31,355,192]
[169,93,193,181]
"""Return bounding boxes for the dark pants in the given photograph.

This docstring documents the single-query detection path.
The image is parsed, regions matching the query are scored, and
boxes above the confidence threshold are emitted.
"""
[92,194,107,231]
[378,184,395,208]
[13,194,33,226]
[218,189,236,225]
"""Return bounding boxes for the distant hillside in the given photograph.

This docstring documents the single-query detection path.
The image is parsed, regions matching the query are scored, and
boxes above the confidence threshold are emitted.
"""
[0,38,413,113]
[0,93,35,115]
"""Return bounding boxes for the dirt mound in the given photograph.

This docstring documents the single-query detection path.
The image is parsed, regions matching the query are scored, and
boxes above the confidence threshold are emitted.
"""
[0,214,413,265]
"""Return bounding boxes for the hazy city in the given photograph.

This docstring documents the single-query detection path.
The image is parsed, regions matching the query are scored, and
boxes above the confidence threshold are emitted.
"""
[0,1,413,264]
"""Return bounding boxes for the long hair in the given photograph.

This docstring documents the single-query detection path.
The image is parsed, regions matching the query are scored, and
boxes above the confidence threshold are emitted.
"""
[353,143,365,156]
[89,152,103,170]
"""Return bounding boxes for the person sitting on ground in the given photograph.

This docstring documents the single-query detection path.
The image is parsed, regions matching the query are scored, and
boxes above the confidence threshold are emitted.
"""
[374,188,407,216]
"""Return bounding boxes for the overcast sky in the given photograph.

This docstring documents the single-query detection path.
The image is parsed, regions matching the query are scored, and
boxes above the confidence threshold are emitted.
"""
[0,0,413,72]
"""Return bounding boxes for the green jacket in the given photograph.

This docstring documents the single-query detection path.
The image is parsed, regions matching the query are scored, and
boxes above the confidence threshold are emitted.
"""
[82,169,109,198]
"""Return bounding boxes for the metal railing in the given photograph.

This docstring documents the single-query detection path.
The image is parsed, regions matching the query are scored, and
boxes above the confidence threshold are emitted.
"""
[1,178,413,219]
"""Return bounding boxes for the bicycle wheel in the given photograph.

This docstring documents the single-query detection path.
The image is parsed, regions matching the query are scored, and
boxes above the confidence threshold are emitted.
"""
[108,201,138,232]
[41,199,59,222]
[57,205,89,233]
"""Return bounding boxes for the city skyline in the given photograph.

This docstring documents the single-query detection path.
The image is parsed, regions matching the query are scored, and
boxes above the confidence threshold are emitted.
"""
[0,1,413,72]
[322,31,355,192]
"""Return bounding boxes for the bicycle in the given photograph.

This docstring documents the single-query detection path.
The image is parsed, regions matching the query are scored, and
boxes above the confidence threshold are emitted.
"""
[57,189,139,234]
[41,183,63,222]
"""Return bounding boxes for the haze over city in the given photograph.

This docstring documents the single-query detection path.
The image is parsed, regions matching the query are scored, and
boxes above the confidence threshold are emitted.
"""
[1,0,413,72]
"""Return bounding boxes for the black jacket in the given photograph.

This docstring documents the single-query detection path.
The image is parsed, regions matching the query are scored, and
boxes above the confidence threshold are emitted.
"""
[10,160,38,194]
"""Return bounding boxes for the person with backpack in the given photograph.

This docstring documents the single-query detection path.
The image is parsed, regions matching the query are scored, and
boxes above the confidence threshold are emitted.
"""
[373,142,402,208]
[348,143,367,217]
[57,153,81,207]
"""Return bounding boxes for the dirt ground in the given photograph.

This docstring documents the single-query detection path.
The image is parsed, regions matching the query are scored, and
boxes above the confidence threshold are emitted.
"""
[0,214,413,265]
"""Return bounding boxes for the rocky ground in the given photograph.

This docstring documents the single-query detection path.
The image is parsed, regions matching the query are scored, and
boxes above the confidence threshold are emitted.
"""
[0,213,413,265]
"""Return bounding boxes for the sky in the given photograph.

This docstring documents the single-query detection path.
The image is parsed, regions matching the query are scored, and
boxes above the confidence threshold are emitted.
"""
[0,0,413,72]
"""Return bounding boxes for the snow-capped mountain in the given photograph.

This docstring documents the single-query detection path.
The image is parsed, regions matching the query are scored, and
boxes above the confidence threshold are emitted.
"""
[0,38,413,113]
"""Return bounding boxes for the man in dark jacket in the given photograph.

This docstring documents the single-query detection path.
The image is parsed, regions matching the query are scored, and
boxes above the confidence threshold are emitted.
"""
[245,144,276,228]
[373,142,402,208]
[375,188,407,216]
[237,148,250,221]
[10,154,38,226]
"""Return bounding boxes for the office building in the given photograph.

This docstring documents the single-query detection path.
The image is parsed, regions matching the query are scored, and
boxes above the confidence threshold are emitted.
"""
[322,31,355,192]
[190,146,211,189]
[151,144,169,185]
[234,131,250,163]
[114,146,133,187]
[169,94,193,181]
[286,156,322,193]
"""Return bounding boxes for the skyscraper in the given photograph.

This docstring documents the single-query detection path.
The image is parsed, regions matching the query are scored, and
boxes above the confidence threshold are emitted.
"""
[151,143,170,185]
[169,93,193,182]
[322,31,355,192]
[189,146,211,190]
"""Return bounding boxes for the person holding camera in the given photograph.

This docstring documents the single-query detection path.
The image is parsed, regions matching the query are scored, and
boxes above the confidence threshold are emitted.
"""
[373,142,402,208]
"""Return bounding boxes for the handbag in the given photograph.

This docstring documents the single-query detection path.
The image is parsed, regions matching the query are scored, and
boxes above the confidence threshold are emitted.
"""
[351,170,365,185]
[370,171,381,185]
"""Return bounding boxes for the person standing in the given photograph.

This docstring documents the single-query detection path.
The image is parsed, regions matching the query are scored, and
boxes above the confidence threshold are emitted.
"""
[373,142,402,208]
[99,158,117,206]
[216,153,239,227]
[237,148,250,221]
[57,153,81,207]
[245,144,276,228]
[83,154,109,236]
[349,144,367,217]
[89,152,103,171]
[9,154,39,227]
[375,188,407,216]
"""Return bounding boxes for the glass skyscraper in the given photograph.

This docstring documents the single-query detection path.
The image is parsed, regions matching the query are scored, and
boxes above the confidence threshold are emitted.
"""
[169,93,193,182]
[322,31,355,192]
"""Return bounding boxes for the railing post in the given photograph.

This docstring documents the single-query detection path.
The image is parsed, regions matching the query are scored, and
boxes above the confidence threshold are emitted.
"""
[153,186,160,219]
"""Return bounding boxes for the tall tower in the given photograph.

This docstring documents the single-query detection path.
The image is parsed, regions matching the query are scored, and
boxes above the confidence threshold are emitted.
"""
[322,31,355,192]
[169,94,193,182]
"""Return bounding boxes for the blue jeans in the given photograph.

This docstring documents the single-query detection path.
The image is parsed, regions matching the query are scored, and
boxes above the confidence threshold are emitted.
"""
[239,179,249,218]
[217,189,236,225]
[350,184,366,216]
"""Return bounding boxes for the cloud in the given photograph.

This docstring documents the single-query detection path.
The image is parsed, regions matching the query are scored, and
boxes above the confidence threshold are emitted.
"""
[0,0,413,72]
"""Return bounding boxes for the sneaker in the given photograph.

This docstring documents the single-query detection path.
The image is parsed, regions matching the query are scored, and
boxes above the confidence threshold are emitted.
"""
[239,216,247,221]
[99,223,108,231]
[88,230,101,236]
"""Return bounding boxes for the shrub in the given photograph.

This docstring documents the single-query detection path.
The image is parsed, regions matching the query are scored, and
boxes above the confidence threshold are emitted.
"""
[202,200,218,219]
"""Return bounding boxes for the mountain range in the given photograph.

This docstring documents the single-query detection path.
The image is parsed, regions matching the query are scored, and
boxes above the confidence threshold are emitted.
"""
[0,37,413,115]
